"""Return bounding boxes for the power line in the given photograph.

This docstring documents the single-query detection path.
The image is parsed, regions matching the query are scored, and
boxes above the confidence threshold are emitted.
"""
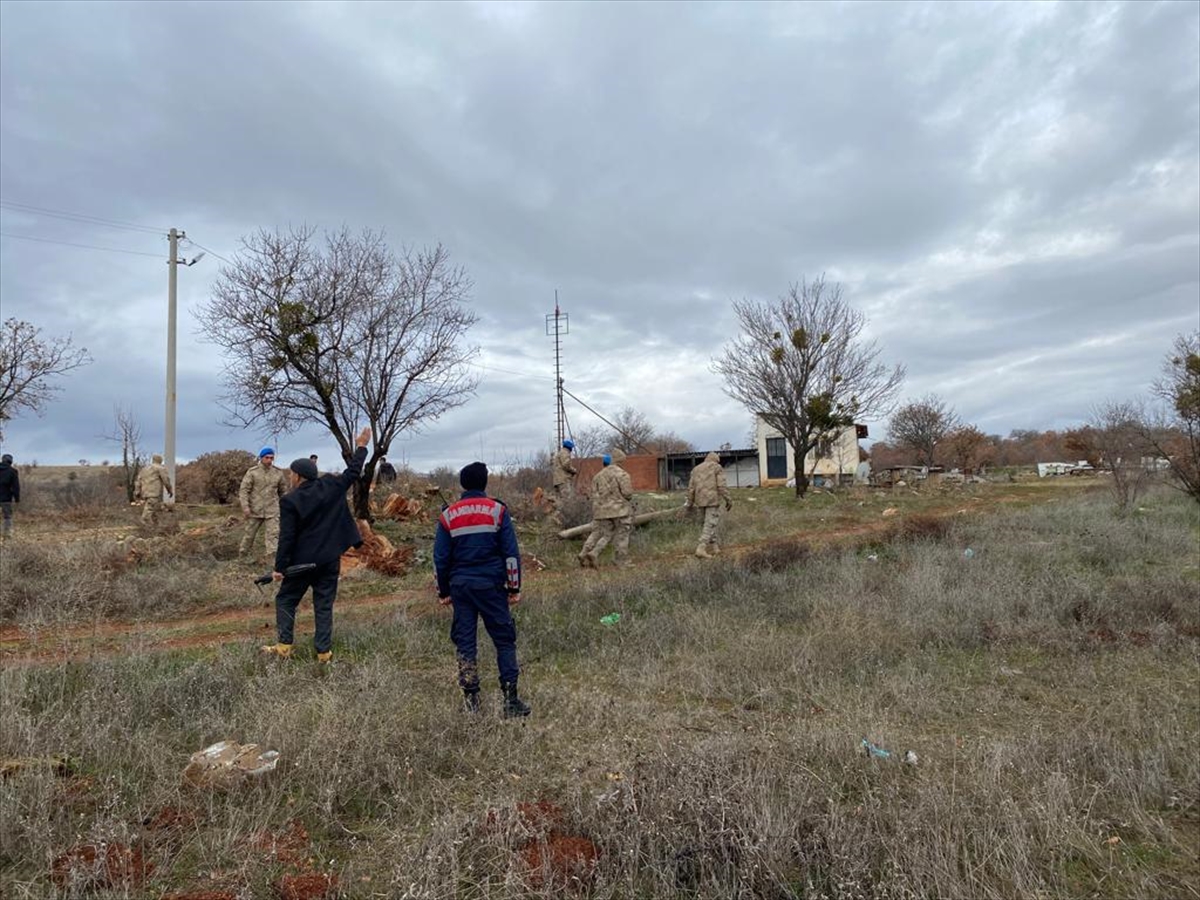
[469,360,556,382]
[181,237,232,265]
[561,386,656,455]
[0,200,166,235]
[0,231,165,258]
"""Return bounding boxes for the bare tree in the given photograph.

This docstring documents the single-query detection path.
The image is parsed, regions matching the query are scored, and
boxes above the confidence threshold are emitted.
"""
[887,394,959,467]
[646,430,694,453]
[101,404,145,502]
[943,425,990,473]
[570,424,609,458]
[606,406,657,455]
[713,277,904,497]
[1143,331,1200,503]
[572,406,692,456]
[0,318,92,428]
[1090,400,1154,515]
[197,227,479,518]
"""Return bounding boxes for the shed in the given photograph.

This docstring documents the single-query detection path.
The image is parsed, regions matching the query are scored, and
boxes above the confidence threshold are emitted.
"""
[662,449,760,490]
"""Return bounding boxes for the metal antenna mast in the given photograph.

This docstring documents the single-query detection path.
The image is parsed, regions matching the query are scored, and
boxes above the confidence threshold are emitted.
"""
[545,291,570,446]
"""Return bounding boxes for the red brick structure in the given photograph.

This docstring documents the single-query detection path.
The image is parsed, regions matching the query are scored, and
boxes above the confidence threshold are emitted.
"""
[573,455,661,494]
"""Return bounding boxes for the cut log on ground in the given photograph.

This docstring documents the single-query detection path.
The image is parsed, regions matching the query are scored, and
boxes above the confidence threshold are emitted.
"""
[379,494,425,521]
[557,506,687,539]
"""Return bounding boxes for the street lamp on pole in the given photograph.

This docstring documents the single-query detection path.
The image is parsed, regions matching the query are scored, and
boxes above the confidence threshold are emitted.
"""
[164,229,204,504]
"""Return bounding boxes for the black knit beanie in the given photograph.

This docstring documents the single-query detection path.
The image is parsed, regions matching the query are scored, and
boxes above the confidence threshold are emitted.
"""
[289,458,319,481]
[459,461,488,491]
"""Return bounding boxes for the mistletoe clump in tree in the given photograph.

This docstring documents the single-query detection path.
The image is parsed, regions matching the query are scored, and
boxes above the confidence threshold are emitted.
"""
[714,276,904,497]
[198,227,479,518]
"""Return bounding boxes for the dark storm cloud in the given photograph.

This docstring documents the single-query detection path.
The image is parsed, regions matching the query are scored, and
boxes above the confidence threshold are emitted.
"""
[1,0,1196,470]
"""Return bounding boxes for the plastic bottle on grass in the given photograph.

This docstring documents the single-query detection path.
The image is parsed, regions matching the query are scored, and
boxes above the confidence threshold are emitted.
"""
[862,737,891,759]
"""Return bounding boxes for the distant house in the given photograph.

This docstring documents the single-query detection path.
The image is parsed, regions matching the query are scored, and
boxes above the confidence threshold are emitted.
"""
[754,416,865,486]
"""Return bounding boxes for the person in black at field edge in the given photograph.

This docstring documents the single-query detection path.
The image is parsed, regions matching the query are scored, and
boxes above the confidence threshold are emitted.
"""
[377,456,397,484]
[0,453,19,540]
[434,461,530,717]
[260,426,371,663]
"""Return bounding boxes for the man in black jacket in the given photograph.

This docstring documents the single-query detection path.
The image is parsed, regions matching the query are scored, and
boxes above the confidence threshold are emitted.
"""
[0,453,19,540]
[261,426,370,662]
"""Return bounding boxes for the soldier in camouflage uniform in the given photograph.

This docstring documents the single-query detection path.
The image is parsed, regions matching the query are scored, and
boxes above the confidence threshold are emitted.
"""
[579,448,634,568]
[135,453,174,530]
[239,447,289,560]
[686,451,732,558]
[549,439,578,525]
[552,440,578,499]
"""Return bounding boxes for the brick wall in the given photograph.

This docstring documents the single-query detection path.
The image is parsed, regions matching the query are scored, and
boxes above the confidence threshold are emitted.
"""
[574,455,661,493]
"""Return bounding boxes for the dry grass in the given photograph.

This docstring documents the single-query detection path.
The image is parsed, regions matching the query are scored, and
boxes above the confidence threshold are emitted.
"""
[0,485,1197,898]
[0,504,402,627]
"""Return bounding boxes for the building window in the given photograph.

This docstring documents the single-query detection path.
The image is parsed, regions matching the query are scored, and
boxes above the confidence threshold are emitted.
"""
[766,437,787,479]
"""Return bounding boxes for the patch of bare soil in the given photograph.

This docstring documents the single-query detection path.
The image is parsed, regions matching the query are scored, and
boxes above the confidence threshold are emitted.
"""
[273,872,338,900]
[252,819,310,869]
[143,804,200,839]
[520,834,601,889]
[484,800,601,890]
[50,841,153,891]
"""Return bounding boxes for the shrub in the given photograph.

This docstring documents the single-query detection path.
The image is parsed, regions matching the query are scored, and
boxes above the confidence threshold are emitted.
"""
[176,450,256,504]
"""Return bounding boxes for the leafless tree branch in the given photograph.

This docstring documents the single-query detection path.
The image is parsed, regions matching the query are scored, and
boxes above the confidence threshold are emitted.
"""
[196,227,479,517]
[712,276,904,497]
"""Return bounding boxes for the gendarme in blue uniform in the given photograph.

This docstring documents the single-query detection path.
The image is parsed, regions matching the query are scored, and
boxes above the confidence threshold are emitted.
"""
[434,475,523,700]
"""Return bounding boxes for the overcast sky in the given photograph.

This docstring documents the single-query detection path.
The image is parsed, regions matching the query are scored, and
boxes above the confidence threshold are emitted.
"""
[1,0,1197,471]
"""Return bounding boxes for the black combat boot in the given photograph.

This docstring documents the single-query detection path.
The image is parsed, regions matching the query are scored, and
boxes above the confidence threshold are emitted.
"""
[500,680,531,718]
[462,688,481,714]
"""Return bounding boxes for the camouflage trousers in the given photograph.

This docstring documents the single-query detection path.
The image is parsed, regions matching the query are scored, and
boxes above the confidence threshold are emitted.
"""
[240,516,280,559]
[0,502,12,539]
[581,515,632,566]
[141,498,164,529]
[697,505,723,551]
[549,482,572,525]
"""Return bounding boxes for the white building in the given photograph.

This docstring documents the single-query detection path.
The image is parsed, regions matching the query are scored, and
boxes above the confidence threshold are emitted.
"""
[754,416,863,485]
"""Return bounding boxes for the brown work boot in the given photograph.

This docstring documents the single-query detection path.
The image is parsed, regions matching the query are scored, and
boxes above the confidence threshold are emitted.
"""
[260,642,293,658]
[694,546,712,559]
[316,651,333,664]
[578,552,596,569]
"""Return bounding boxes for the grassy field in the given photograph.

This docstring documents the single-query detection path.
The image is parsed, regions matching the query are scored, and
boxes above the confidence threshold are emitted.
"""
[1,478,1198,898]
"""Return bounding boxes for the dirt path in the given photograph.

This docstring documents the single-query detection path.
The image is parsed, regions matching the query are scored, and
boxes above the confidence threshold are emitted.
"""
[0,589,436,665]
[1,484,1067,666]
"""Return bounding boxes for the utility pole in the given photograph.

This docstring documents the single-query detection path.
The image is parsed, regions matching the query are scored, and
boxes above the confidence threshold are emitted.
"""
[545,291,569,447]
[163,229,205,502]
[165,228,180,503]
